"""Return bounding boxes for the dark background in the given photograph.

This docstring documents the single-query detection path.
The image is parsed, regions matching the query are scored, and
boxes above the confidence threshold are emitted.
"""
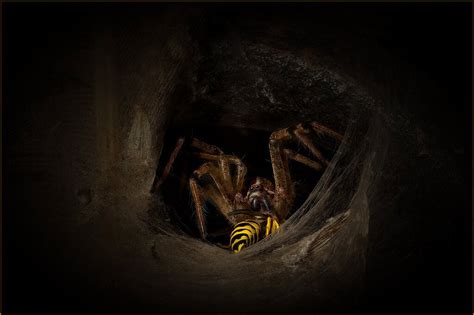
[3,3,472,313]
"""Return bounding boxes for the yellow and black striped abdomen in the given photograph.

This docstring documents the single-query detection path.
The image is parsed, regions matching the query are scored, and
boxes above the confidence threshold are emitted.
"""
[230,217,280,253]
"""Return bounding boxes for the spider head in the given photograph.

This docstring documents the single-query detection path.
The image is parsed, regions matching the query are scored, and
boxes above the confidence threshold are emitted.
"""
[246,177,275,211]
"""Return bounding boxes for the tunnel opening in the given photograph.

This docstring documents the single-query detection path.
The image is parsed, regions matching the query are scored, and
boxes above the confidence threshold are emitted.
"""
[149,104,342,246]
[107,5,382,311]
[142,6,355,248]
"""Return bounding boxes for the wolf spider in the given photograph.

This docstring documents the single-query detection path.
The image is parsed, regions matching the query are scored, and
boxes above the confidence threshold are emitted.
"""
[152,121,343,251]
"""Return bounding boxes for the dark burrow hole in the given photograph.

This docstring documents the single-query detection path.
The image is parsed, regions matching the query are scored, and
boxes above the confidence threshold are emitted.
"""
[151,110,340,246]
[143,5,352,247]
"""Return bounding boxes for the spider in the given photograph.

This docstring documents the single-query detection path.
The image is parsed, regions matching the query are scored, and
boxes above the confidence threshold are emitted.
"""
[152,121,343,253]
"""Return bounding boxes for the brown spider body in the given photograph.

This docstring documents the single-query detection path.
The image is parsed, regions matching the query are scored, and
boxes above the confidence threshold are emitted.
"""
[153,121,343,252]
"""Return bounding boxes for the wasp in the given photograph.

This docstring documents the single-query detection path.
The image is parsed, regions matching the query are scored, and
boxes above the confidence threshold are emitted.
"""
[152,121,343,253]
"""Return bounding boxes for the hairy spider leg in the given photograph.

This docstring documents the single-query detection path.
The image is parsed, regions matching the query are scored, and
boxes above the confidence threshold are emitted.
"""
[189,178,207,239]
[293,124,330,166]
[189,162,237,239]
[269,128,296,221]
[283,148,323,171]
[193,152,247,194]
[310,121,344,142]
[151,137,185,193]
[268,121,343,220]
[152,136,226,192]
